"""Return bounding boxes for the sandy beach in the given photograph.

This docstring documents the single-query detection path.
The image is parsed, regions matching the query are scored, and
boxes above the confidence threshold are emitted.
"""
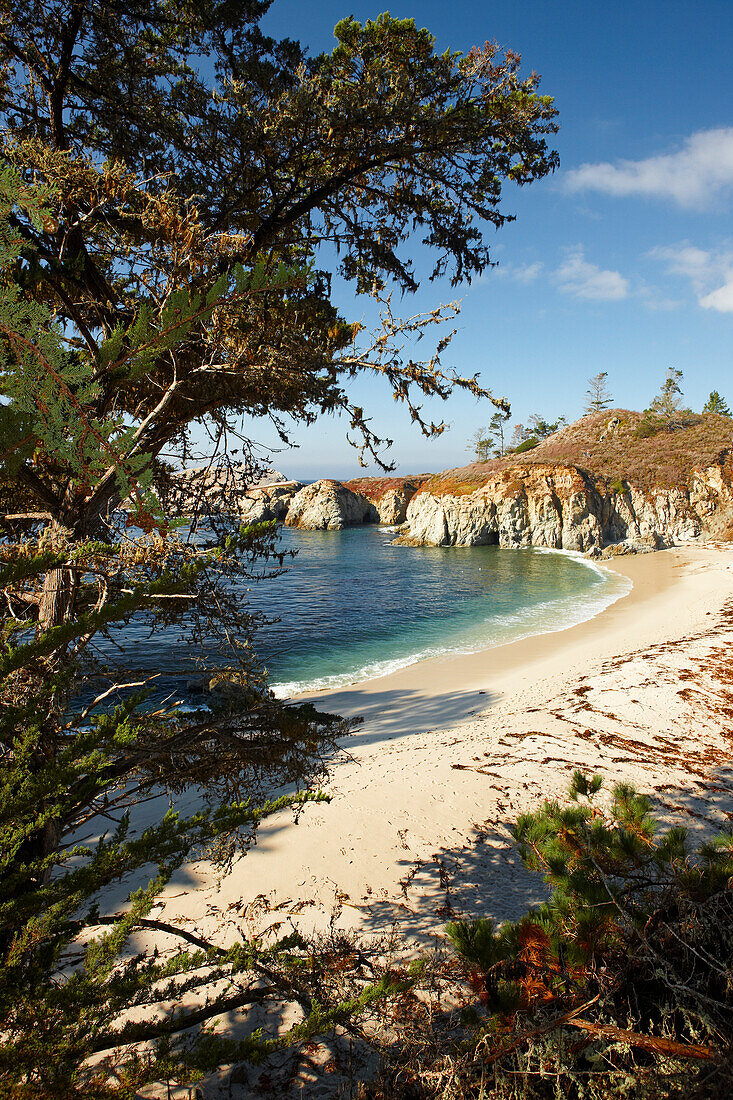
[153,543,733,949]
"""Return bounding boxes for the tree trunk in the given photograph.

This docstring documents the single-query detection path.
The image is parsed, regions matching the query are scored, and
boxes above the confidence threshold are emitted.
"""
[37,566,77,634]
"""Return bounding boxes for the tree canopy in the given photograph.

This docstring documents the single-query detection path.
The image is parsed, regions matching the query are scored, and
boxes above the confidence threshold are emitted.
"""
[703,390,731,416]
[1,0,558,523]
[468,409,511,461]
[0,3,559,1090]
[645,368,689,422]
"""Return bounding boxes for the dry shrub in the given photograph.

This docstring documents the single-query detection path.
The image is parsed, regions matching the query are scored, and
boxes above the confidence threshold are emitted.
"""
[418,410,733,500]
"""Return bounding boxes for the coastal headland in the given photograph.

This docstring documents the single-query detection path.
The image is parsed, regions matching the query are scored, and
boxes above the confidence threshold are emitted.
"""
[157,542,733,947]
[168,410,733,557]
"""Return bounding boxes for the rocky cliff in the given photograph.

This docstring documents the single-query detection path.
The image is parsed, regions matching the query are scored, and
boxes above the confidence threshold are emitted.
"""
[343,475,428,524]
[281,475,428,529]
[284,479,377,530]
[162,412,733,551]
[395,411,733,552]
[394,460,733,552]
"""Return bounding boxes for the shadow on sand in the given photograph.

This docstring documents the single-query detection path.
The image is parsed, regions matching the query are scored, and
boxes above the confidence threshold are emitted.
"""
[304,683,500,749]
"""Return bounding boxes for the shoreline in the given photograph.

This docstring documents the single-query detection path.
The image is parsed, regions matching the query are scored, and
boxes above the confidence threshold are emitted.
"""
[290,546,706,737]
[159,543,733,945]
[272,545,632,701]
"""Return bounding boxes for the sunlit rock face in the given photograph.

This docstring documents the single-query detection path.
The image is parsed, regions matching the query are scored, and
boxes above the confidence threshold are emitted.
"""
[394,461,733,551]
[284,479,378,530]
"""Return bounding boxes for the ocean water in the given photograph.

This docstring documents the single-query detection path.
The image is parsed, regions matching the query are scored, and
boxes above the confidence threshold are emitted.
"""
[113,526,630,699]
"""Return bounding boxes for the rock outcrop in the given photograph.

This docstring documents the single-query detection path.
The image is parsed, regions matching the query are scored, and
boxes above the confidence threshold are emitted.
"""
[163,465,303,519]
[394,459,733,551]
[284,479,377,530]
[162,413,733,551]
[239,481,303,523]
[373,485,416,524]
[344,477,425,525]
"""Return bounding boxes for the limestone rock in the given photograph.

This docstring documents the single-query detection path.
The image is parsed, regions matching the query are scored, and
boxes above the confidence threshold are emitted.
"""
[372,484,419,524]
[342,477,425,525]
[239,482,302,523]
[395,459,733,551]
[284,479,378,530]
[397,465,604,551]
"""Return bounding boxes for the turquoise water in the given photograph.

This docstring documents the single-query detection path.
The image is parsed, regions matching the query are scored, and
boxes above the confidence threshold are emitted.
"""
[114,526,629,699]
[242,527,629,696]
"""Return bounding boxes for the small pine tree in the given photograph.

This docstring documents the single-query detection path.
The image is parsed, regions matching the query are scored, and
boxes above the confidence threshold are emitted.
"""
[469,409,511,461]
[446,774,733,1092]
[527,413,567,440]
[703,390,731,416]
[646,367,689,421]
[509,422,530,448]
[584,371,612,413]
[468,427,492,462]
[488,409,511,457]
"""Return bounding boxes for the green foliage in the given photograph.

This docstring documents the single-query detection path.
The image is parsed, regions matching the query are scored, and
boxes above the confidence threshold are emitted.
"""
[0,172,358,1093]
[513,436,540,453]
[0,3,559,1091]
[528,414,567,440]
[634,416,661,439]
[703,390,732,416]
[1,0,557,477]
[444,774,733,1098]
[468,408,511,462]
[645,368,690,422]
[0,715,328,1095]
[509,415,565,454]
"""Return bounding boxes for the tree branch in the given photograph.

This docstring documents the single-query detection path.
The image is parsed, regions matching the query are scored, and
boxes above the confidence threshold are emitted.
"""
[90,984,277,1052]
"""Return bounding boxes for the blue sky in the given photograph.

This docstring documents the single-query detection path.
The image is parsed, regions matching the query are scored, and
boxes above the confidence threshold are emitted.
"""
[243,1,733,480]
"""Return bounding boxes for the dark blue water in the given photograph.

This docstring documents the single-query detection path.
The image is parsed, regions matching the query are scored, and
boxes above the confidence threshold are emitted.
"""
[109,526,629,698]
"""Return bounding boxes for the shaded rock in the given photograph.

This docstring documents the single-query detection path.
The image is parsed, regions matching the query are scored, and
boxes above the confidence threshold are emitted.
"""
[185,676,207,694]
[343,476,428,525]
[373,484,418,524]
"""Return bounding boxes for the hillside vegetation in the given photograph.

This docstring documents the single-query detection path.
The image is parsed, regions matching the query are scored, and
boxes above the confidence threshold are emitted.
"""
[345,474,431,501]
[421,410,733,497]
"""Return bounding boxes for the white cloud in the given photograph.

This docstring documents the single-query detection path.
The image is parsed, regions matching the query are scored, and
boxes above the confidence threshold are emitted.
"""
[511,261,543,283]
[565,128,733,208]
[700,282,733,312]
[490,260,544,283]
[555,247,628,301]
[651,244,716,284]
[650,242,733,312]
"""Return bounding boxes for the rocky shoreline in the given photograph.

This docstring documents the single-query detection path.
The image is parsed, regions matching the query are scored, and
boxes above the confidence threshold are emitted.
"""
[229,465,728,559]
[392,460,729,556]
[165,412,733,556]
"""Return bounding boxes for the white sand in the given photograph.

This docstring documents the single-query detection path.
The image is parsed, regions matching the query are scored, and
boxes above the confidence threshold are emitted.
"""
[155,544,733,946]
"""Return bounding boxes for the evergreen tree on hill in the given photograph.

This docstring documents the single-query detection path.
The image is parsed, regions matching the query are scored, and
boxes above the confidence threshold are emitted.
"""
[469,409,511,461]
[584,370,612,413]
[528,413,567,439]
[646,367,690,421]
[703,390,732,416]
